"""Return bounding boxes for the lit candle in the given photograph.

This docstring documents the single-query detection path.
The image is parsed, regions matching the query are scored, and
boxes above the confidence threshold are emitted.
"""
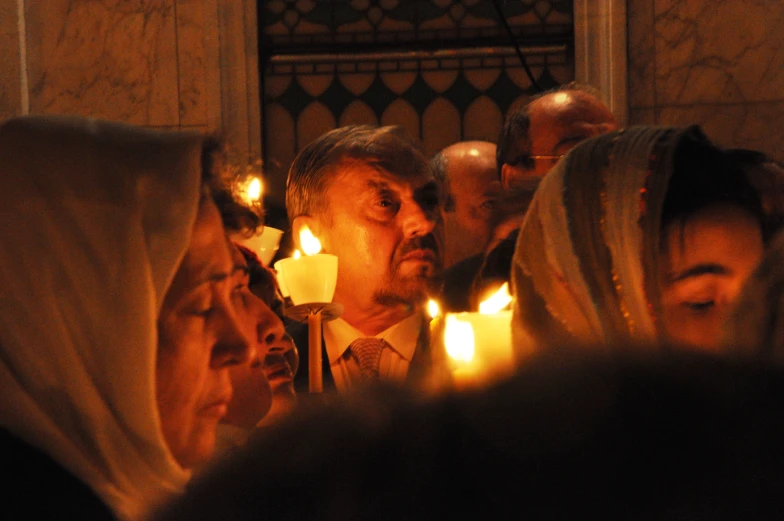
[238,175,263,206]
[272,226,339,394]
[442,283,514,389]
[273,227,337,306]
[427,299,440,320]
[424,299,452,393]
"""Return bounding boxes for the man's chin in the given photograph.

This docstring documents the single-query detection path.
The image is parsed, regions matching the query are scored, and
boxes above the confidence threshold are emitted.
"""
[374,275,443,308]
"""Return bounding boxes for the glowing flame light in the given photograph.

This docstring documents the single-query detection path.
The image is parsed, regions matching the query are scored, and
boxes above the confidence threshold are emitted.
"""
[478,283,513,315]
[238,176,263,205]
[292,249,302,259]
[299,226,322,256]
[246,177,262,202]
[444,315,474,363]
[427,299,440,319]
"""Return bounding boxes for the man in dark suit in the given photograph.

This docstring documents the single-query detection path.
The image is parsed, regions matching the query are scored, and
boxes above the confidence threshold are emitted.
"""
[285,125,448,394]
[442,83,619,312]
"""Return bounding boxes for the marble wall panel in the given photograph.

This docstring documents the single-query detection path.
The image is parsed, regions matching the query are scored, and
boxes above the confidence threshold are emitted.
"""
[658,102,784,161]
[626,0,655,108]
[217,0,261,161]
[628,0,784,161]
[0,0,22,119]
[653,0,784,105]
[175,0,210,128]
[628,107,655,126]
[25,1,179,125]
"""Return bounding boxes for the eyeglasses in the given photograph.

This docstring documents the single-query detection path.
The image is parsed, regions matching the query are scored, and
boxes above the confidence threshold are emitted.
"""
[508,154,565,172]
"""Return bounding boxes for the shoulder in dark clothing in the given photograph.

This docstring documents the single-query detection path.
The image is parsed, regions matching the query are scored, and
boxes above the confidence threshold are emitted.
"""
[151,347,784,521]
[0,428,116,521]
[442,228,520,312]
[441,252,486,312]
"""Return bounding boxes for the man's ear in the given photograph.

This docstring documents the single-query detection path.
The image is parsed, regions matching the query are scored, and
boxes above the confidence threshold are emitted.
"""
[291,215,323,252]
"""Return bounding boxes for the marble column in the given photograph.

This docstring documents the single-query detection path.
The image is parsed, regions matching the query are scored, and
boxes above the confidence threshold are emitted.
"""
[574,0,629,126]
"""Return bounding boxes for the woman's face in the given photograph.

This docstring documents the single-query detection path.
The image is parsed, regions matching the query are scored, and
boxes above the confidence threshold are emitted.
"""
[249,267,298,420]
[157,199,252,469]
[263,333,298,404]
[222,245,286,429]
[659,204,764,350]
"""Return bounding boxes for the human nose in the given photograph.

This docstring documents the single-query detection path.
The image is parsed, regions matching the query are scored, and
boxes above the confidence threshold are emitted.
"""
[266,333,299,375]
[255,303,286,361]
[211,300,254,369]
[401,200,437,238]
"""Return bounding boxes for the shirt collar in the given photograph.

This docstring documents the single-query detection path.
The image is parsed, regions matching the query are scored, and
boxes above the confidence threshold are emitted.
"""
[324,313,422,364]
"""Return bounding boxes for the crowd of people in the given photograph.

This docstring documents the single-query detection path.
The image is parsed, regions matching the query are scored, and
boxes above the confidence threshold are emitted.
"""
[2,81,784,520]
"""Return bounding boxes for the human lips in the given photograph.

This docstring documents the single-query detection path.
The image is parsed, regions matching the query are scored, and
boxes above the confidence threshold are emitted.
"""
[264,360,294,384]
[201,394,232,419]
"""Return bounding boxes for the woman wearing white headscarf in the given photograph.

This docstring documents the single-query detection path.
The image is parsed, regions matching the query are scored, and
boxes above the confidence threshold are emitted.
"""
[511,125,766,356]
[0,116,250,520]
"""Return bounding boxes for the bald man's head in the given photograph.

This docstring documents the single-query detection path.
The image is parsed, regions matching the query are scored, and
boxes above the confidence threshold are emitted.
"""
[432,141,501,267]
[498,86,618,193]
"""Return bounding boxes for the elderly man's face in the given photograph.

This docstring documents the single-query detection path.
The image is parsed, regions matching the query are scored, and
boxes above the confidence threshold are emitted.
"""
[157,198,252,469]
[442,142,502,267]
[318,160,443,309]
[502,90,619,191]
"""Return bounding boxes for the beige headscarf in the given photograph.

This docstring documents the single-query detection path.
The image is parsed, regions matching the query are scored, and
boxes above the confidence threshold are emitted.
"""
[0,116,204,519]
[511,125,708,357]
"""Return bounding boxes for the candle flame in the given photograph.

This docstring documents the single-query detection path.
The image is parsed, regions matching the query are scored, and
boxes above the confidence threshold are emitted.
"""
[444,315,474,363]
[246,177,263,202]
[478,283,513,314]
[292,249,302,259]
[299,226,322,256]
[427,299,440,319]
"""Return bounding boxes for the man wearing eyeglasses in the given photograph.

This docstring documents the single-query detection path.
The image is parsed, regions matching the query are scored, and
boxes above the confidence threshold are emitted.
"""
[441,83,618,312]
[499,84,618,192]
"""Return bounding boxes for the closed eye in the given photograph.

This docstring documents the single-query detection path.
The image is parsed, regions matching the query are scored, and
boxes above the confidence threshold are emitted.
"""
[684,300,715,312]
[191,307,216,319]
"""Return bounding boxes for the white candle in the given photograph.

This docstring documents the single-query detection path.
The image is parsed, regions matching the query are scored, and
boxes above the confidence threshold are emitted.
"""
[273,258,290,298]
[273,226,338,306]
[442,283,514,388]
[275,253,337,305]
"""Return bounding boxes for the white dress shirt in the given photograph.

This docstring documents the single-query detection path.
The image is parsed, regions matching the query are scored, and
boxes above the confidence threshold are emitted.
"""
[323,313,422,392]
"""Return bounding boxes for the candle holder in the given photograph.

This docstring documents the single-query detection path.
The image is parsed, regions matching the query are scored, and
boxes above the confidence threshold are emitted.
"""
[274,253,340,393]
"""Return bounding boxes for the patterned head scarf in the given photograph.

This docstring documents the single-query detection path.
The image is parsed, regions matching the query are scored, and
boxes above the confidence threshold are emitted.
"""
[511,125,712,357]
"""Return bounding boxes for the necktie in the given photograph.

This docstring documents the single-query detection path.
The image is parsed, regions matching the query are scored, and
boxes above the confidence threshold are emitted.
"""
[348,337,388,380]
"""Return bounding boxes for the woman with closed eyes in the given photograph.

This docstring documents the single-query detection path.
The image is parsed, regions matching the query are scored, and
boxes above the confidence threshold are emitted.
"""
[511,125,766,356]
